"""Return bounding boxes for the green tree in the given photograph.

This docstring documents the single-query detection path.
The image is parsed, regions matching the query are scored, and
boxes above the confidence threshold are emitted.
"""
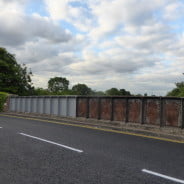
[72,83,92,95]
[105,88,120,95]
[119,88,131,96]
[33,88,51,95]
[0,47,34,95]
[167,82,184,97]
[48,77,69,94]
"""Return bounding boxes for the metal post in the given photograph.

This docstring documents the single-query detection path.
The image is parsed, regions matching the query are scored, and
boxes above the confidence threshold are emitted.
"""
[37,97,39,114]
[76,96,78,117]
[181,98,184,129]
[98,97,101,120]
[66,97,69,117]
[125,97,129,123]
[160,97,164,127]
[86,97,89,118]
[57,97,61,116]
[141,97,145,124]
[111,97,114,121]
[50,97,52,115]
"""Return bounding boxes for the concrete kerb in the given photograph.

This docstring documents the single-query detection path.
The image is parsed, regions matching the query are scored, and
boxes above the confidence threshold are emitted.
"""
[1,112,184,142]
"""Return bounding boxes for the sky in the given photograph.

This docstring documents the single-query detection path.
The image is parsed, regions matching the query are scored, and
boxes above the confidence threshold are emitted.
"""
[0,0,184,95]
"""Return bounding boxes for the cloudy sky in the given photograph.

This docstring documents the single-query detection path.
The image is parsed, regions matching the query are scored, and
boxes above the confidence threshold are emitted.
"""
[1,0,184,95]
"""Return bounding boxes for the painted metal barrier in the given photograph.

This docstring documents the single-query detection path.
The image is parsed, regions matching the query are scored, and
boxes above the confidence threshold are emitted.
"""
[8,95,184,128]
[9,96,77,117]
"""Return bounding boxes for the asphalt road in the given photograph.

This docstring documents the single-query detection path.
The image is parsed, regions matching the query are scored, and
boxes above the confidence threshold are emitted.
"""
[0,115,184,184]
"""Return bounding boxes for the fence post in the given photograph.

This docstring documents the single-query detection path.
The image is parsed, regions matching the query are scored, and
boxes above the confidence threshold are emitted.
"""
[50,97,52,115]
[111,97,114,121]
[125,97,129,123]
[76,96,78,117]
[141,97,145,124]
[86,97,89,118]
[181,98,184,129]
[98,97,101,120]
[66,96,69,117]
[160,97,164,127]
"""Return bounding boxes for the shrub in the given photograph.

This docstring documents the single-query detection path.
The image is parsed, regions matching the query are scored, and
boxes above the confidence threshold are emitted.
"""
[0,92,8,111]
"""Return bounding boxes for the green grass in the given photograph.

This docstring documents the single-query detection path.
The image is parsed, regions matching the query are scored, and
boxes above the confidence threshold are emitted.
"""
[0,92,8,111]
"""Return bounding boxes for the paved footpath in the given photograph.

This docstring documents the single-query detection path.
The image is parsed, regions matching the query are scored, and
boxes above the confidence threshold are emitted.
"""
[0,114,184,184]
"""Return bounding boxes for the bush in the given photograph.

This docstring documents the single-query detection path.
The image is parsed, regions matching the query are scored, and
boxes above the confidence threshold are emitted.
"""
[0,92,8,111]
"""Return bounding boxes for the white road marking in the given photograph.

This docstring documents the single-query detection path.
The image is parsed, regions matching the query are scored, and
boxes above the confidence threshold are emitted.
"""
[19,133,83,153]
[0,127,2,128]
[142,169,184,184]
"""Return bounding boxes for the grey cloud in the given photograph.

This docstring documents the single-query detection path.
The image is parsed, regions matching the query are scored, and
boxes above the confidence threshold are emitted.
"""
[0,13,71,46]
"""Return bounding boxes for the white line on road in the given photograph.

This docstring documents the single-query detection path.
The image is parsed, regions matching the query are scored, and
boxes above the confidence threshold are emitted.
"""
[0,127,2,128]
[19,133,83,153]
[142,169,184,184]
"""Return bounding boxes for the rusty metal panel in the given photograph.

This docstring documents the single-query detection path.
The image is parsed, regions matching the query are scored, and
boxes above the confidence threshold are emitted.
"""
[164,100,181,127]
[128,99,141,123]
[145,99,160,125]
[77,98,87,117]
[89,98,98,119]
[100,98,111,120]
[113,99,126,121]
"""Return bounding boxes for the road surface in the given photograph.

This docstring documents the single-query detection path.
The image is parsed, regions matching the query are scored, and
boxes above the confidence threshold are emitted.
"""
[0,115,184,184]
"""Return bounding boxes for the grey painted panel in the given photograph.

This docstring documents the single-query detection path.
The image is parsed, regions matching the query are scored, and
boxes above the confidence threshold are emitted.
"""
[45,98,51,114]
[26,98,31,112]
[10,98,16,111]
[17,98,21,112]
[38,98,44,114]
[52,98,59,115]
[21,98,26,112]
[68,98,76,117]
[60,98,67,116]
[32,98,37,113]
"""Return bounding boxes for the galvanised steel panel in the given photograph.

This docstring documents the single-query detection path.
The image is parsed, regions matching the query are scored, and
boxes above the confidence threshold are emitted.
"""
[52,98,59,115]
[45,97,51,114]
[26,98,31,113]
[21,98,26,112]
[17,98,21,112]
[32,98,38,113]
[68,98,76,117]
[38,98,44,114]
[60,98,67,116]
[10,98,16,111]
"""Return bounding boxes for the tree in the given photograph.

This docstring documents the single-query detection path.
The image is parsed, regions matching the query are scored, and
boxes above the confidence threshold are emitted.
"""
[48,77,69,93]
[33,88,51,95]
[167,82,184,97]
[0,47,34,95]
[72,83,92,95]
[119,88,131,96]
[105,88,120,95]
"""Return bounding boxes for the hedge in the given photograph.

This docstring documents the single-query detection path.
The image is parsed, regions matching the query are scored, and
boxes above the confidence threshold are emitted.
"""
[0,92,8,112]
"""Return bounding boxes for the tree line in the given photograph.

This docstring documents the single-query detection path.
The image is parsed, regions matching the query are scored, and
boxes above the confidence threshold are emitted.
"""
[0,47,132,96]
[0,47,183,97]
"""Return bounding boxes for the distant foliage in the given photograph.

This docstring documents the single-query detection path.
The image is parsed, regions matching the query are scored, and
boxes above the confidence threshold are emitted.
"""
[48,77,69,94]
[105,88,131,96]
[72,83,92,95]
[0,47,34,95]
[0,92,8,111]
[167,82,184,97]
